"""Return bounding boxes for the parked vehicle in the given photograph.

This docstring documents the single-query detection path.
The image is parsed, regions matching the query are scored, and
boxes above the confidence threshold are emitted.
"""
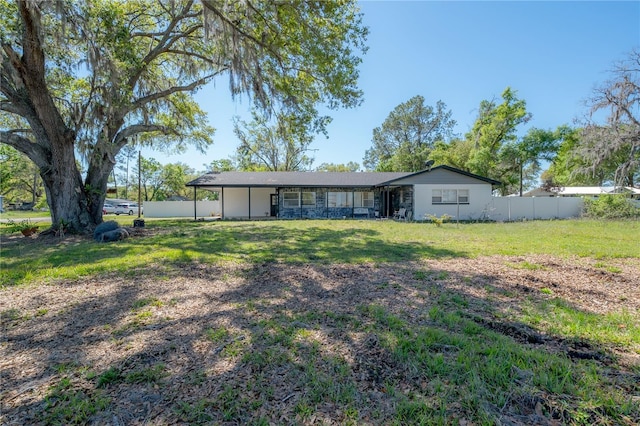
[114,203,143,215]
[103,203,116,215]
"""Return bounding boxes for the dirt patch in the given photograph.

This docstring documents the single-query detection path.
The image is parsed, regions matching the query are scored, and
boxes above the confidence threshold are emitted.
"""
[1,255,639,424]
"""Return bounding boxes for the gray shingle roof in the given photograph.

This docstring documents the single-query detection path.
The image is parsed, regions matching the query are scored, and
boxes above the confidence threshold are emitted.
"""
[186,166,502,188]
[186,171,412,188]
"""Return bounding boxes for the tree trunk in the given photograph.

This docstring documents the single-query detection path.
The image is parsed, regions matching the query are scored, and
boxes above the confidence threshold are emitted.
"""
[40,134,96,232]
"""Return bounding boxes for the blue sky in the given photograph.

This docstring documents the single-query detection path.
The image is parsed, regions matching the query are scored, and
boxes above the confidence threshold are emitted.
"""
[143,1,640,172]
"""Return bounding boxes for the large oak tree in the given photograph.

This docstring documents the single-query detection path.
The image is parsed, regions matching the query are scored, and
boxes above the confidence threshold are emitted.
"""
[1,0,367,233]
[579,49,640,187]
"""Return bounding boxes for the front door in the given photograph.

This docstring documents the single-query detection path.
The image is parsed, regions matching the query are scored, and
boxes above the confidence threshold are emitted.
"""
[381,190,395,217]
[270,194,278,217]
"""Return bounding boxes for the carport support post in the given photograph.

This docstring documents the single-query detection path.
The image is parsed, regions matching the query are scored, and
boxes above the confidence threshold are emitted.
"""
[193,186,197,220]
[248,187,251,220]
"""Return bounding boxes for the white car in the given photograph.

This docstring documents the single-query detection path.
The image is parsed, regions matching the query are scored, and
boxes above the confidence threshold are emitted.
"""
[114,203,143,215]
[103,203,116,214]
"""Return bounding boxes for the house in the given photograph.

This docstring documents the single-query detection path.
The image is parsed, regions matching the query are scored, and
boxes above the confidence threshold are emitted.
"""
[186,165,501,221]
[523,186,640,199]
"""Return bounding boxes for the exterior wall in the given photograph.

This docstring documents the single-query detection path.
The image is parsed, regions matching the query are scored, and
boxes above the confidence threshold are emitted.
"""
[414,183,493,221]
[249,187,274,218]
[223,187,249,218]
[144,200,221,218]
[222,187,275,218]
[278,187,382,219]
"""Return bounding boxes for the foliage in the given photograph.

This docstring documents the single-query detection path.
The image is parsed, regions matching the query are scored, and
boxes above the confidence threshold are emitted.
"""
[207,159,236,172]
[430,88,535,194]
[499,126,566,195]
[426,213,452,227]
[363,95,456,171]
[541,127,608,187]
[464,87,532,193]
[234,110,322,171]
[0,0,368,232]
[578,49,640,187]
[0,145,44,206]
[315,161,360,172]
[3,219,38,234]
[582,194,640,219]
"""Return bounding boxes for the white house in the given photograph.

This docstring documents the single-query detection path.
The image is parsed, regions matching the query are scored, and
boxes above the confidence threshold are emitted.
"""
[185,165,501,221]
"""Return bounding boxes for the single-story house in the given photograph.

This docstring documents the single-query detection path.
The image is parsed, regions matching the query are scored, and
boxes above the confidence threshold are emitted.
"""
[523,186,640,199]
[186,165,501,220]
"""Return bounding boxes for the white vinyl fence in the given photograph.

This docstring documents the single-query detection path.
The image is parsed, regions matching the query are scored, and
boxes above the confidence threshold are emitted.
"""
[486,197,583,221]
[144,201,221,218]
[144,197,584,221]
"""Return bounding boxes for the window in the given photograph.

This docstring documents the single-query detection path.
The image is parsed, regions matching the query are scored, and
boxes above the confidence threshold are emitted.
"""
[283,192,299,208]
[283,191,316,208]
[301,192,316,207]
[432,189,470,204]
[328,192,353,207]
[354,191,374,208]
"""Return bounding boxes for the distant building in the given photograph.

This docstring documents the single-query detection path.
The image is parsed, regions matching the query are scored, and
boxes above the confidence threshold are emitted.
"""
[523,186,640,199]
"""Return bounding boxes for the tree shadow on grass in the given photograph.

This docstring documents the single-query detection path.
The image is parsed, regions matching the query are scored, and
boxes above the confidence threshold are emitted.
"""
[1,221,465,287]
[2,257,638,424]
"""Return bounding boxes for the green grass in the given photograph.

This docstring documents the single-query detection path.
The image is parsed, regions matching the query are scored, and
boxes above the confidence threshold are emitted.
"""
[42,376,110,425]
[2,219,638,287]
[3,218,639,424]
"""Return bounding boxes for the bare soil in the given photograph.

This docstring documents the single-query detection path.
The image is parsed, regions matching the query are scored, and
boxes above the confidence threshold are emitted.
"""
[1,233,639,424]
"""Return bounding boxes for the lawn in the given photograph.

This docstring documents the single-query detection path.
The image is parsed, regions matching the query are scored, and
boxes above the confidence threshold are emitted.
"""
[1,219,639,425]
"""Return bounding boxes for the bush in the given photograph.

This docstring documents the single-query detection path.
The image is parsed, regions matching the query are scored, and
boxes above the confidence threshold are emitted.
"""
[582,194,640,219]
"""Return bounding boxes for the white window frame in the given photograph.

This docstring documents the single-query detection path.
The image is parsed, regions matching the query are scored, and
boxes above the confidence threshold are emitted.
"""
[354,191,374,208]
[432,189,470,204]
[301,191,316,207]
[283,192,300,208]
[328,191,353,207]
[283,191,316,208]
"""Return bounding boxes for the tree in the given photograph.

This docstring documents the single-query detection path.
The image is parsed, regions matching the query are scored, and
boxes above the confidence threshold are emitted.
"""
[315,161,360,172]
[161,162,195,199]
[430,138,474,172]
[363,96,456,171]
[207,159,236,172]
[465,87,531,185]
[1,0,367,233]
[428,88,532,194]
[578,49,640,187]
[500,126,565,196]
[0,144,44,207]
[542,127,612,187]
[234,110,323,171]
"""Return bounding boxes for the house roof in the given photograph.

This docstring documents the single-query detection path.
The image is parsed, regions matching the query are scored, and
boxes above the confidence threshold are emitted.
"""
[186,166,501,188]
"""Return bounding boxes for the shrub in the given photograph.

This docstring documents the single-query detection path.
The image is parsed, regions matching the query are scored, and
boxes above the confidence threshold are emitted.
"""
[582,194,640,219]
[426,214,452,227]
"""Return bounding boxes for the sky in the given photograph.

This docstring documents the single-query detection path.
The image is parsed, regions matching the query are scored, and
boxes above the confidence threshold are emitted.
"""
[142,1,640,172]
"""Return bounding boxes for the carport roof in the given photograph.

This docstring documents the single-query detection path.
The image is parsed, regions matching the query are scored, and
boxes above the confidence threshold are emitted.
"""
[186,171,412,188]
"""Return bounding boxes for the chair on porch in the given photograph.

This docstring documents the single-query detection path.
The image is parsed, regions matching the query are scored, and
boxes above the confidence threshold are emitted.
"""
[393,208,406,220]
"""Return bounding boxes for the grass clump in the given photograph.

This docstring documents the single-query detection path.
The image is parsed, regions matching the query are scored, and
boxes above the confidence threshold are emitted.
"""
[42,377,109,425]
